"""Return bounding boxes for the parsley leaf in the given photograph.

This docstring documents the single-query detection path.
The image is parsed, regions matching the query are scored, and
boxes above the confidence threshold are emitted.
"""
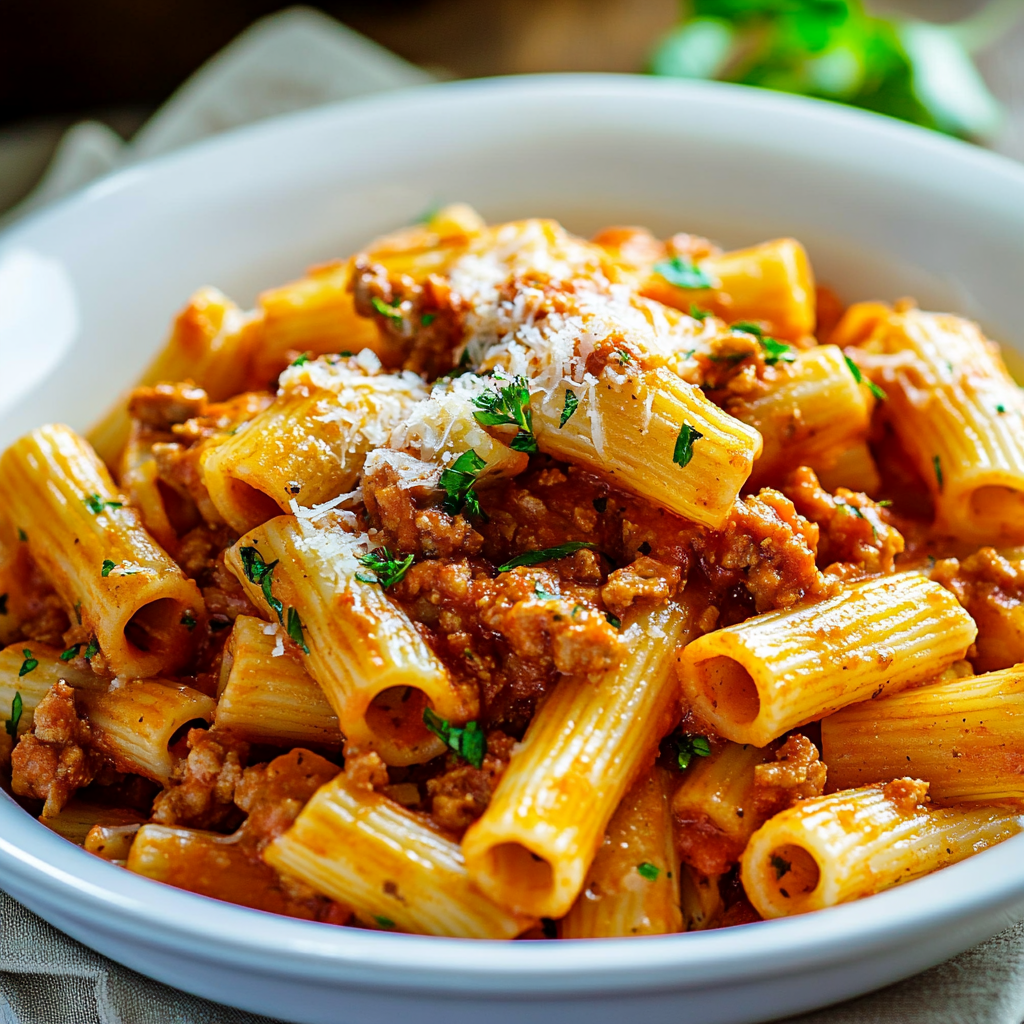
[421,312,436,326]
[239,546,283,623]
[101,559,115,577]
[5,692,22,740]
[423,707,487,768]
[637,862,661,881]
[996,403,1007,414]
[373,915,396,929]
[534,582,559,601]
[676,734,712,771]
[84,637,100,661]
[653,255,713,289]
[17,529,26,542]
[560,390,579,428]
[673,423,704,468]
[19,649,38,677]
[84,493,124,514]
[689,304,710,321]
[843,354,886,401]
[290,353,310,367]
[60,644,81,662]
[497,542,596,573]
[439,450,487,519]
[180,612,197,631]
[615,349,632,365]
[933,454,944,492]
[356,548,414,588]
[371,296,404,323]
[732,322,795,365]
[605,612,621,629]
[471,375,537,453]
[0,594,7,615]
[286,607,310,655]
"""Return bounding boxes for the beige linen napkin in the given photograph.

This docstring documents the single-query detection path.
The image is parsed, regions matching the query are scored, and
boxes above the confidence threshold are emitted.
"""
[3,7,1024,1023]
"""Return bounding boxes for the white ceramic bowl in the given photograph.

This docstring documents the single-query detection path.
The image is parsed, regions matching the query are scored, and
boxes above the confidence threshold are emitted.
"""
[1,75,1023,1024]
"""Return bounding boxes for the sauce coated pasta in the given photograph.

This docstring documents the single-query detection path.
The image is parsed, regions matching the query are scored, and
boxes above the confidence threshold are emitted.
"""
[3,204,1024,937]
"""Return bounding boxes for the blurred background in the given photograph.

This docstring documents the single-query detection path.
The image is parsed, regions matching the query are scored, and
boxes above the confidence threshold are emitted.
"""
[1,0,1022,216]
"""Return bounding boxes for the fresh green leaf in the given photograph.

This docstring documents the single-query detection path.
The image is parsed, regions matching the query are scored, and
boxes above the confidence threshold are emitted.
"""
[19,650,38,677]
[101,559,115,578]
[637,861,661,881]
[534,582,559,601]
[676,733,713,771]
[357,548,415,588]
[286,607,310,655]
[239,546,283,622]
[5,692,22,740]
[649,17,736,79]
[290,353,310,367]
[181,612,197,631]
[17,529,26,543]
[843,354,886,400]
[559,390,580,428]
[423,707,487,768]
[759,336,797,366]
[497,542,596,573]
[615,349,632,365]
[605,612,622,629]
[60,644,81,662]
[472,375,537,453]
[652,255,714,290]
[996,404,1007,414]
[673,423,704,468]
[421,312,437,326]
[84,493,123,514]
[933,454,944,492]
[371,296,404,323]
[689,304,711,322]
[373,915,396,929]
[439,449,488,519]
[84,638,100,660]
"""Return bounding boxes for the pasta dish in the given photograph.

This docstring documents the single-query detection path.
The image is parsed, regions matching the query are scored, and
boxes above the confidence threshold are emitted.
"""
[1,204,1023,938]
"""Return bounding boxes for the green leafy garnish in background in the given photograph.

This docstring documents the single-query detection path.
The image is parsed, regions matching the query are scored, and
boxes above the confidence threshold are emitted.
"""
[649,0,1022,141]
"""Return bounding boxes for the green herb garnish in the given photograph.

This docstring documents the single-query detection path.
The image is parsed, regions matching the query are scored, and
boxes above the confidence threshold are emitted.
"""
[534,583,559,601]
[5,692,22,740]
[290,353,310,367]
[423,708,487,768]
[19,649,38,677]
[615,349,632,365]
[286,607,310,655]
[17,529,26,542]
[239,546,283,623]
[676,734,712,771]
[497,542,596,573]
[560,390,579,428]
[84,638,99,661]
[472,375,537,453]
[933,455,944,492]
[181,612,197,632]
[732,322,795,365]
[653,255,713,289]
[637,862,661,881]
[371,296,404,323]
[101,559,115,577]
[356,548,415,588]
[843,354,886,401]
[421,312,436,326]
[60,645,81,662]
[996,403,1007,414]
[439,450,487,519]
[373,915,396,929]
[673,423,704,468]
[84,493,123,514]
[605,612,621,629]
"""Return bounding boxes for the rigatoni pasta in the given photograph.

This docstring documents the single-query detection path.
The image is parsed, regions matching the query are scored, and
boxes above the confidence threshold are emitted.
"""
[4,205,1023,940]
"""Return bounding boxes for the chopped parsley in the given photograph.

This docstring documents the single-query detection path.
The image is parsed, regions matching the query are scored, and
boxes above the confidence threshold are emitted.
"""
[652,255,713,290]
[673,423,703,468]
[771,854,792,881]
[497,542,596,573]
[421,312,436,326]
[371,296,404,323]
[17,529,26,543]
[996,403,1007,414]
[5,692,22,740]
[18,649,38,677]
[843,354,886,401]
[0,594,6,615]
[471,375,537,453]
[676,734,712,771]
[373,915,396,929]
[689,304,710,321]
[239,546,283,623]
[74,601,82,625]
[286,607,310,654]
[533,582,559,601]
[180,612,197,632]
[877,499,893,507]
[636,862,661,881]
[560,390,579,428]
[933,455,944,492]
[356,548,414,588]
[439,450,487,519]
[605,612,621,629]
[615,349,632,365]
[290,353,310,367]
[84,493,123,514]
[423,707,486,768]
[60,644,81,662]
[732,322,795,366]
[101,559,115,577]
[84,638,100,661]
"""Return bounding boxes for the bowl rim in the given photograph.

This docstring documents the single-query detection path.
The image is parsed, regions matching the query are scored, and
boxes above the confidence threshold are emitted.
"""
[2,72,1024,998]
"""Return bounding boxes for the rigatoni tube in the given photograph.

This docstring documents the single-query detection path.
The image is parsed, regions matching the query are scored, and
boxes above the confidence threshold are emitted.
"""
[462,601,694,919]
[561,767,681,938]
[822,665,1024,805]
[678,573,976,746]
[225,513,474,765]
[741,781,1023,918]
[0,424,205,677]
[203,355,427,534]
[265,774,533,938]
[215,615,342,749]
